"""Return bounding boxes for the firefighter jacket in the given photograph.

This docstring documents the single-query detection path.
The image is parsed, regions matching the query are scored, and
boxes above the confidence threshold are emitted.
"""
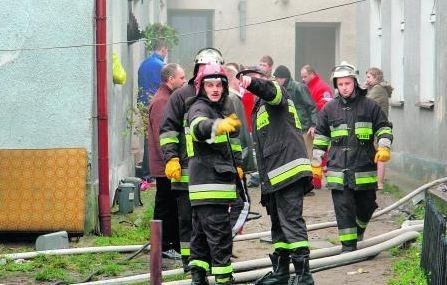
[159,83,195,191]
[313,87,393,190]
[246,77,313,195]
[187,94,242,206]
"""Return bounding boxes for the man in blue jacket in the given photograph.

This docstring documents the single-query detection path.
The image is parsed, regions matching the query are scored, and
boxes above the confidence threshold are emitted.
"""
[137,40,168,181]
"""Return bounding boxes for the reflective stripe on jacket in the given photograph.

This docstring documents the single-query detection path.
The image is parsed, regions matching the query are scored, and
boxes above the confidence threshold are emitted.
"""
[187,96,241,206]
[159,84,196,191]
[247,78,312,194]
[313,88,393,190]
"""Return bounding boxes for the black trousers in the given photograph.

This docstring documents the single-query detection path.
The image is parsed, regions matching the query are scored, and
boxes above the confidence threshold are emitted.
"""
[176,191,192,258]
[154,177,180,252]
[331,188,378,247]
[266,180,309,253]
[190,205,233,275]
[141,136,151,178]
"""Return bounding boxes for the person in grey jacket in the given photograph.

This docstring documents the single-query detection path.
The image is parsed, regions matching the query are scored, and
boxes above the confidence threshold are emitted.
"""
[364,67,393,190]
[364,67,393,117]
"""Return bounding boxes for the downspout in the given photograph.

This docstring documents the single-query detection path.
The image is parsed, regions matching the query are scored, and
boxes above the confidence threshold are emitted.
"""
[96,0,111,236]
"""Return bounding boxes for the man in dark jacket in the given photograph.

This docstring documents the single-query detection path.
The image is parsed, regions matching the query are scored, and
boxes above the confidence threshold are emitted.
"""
[148,63,186,259]
[312,62,393,252]
[187,63,242,285]
[273,65,317,158]
[238,69,315,285]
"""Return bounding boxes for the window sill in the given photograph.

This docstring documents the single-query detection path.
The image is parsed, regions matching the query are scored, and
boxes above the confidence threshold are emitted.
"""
[415,101,434,110]
[390,101,404,108]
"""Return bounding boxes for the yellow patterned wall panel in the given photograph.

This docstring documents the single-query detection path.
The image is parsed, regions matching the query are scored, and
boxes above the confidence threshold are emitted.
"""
[0,148,87,233]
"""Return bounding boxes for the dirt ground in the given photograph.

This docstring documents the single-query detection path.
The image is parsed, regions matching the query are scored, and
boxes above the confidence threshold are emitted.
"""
[0,184,403,285]
[233,185,402,285]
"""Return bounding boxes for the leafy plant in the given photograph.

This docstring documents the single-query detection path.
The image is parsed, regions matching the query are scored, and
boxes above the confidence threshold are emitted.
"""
[388,238,427,285]
[126,101,149,136]
[142,23,179,52]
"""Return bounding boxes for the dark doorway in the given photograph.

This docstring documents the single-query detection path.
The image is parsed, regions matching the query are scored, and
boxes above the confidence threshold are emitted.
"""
[168,9,214,78]
[295,23,339,83]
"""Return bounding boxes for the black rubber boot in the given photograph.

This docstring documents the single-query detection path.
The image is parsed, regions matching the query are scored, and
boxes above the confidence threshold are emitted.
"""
[341,240,357,253]
[190,266,209,285]
[215,273,234,285]
[357,227,366,242]
[254,252,290,285]
[182,256,191,273]
[289,252,314,285]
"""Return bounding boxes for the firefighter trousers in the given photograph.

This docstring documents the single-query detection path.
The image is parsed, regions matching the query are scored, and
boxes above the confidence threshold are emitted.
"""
[331,188,378,251]
[176,191,192,262]
[265,180,310,252]
[189,205,233,277]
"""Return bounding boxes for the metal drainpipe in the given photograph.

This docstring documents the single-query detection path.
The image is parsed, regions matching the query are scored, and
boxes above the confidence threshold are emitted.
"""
[96,0,111,236]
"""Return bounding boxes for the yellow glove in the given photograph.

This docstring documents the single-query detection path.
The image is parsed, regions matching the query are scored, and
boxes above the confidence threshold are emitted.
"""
[165,158,181,181]
[374,147,391,163]
[311,165,323,180]
[216,114,241,135]
[236,167,244,179]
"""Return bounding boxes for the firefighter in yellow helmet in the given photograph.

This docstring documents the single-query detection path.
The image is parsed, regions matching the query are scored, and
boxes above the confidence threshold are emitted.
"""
[312,61,393,252]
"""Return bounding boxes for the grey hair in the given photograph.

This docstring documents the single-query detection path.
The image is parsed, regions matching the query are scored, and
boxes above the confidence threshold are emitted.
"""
[161,63,180,82]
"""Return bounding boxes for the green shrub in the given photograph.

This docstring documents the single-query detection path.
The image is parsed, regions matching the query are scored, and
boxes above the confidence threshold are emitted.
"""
[388,239,427,285]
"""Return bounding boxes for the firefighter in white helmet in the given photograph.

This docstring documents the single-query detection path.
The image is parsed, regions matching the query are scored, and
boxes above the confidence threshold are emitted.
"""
[312,61,393,252]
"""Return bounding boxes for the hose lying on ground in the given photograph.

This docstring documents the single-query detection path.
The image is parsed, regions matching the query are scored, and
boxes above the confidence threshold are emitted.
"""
[163,231,420,285]
[73,223,423,284]
[235,177,447,241]
[4,177,444,262]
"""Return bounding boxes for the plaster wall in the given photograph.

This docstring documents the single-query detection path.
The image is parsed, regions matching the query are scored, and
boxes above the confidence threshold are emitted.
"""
[356,0,447,182]
[0,1,95,150]
[106,0,163,201]
[167,0,356,76]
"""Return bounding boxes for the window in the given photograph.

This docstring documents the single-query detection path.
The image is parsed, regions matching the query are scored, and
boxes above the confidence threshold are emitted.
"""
[369,0,382,67]
[390,0,404,104]
[419,0,436,104]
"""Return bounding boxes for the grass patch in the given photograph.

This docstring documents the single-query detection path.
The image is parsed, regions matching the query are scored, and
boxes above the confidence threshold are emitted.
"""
[95,190,156,246]
[0,190,156,283]
[382,183,404,199]
[388,238,427,285]
[163,273,189,282]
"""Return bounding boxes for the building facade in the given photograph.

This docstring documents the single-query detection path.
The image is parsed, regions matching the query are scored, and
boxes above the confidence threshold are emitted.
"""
[0,0,163,233]
[167,0,357,82]
[356,0,447,184]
